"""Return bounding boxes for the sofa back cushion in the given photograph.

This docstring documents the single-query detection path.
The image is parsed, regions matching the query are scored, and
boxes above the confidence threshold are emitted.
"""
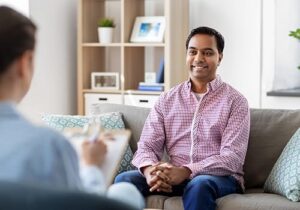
[245,109,300,189]
[92,104,300,189]
[90,104,150,153]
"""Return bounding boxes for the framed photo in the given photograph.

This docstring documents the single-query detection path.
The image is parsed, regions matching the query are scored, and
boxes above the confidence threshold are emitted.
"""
[130,16,165,43]
[91,72,119,90]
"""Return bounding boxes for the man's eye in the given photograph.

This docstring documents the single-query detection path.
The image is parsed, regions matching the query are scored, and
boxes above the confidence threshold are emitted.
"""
[204,51,214,56]
[188,50,197,55]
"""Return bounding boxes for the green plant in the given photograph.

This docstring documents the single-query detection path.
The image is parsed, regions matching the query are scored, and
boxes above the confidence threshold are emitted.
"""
[289,28,300,40]
[289,28,300,70]
[97,18,115,27]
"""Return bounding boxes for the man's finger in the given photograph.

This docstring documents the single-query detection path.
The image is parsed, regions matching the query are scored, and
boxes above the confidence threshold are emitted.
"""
[149,180,163,192]
[149,175,160,186]
[157,186,172,193]
[149,179,172,192]
[155,170,170,182]
[150,165,168,175]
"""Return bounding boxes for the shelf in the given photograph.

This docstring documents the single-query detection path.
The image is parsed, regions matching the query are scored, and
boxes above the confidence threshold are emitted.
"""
[125,90,162,95]
[82,43,122,47]
[77,0,189,114]
[267,88,300,97]
[83,89,122,94]
[123,43,165,47]
[82,43,165,47]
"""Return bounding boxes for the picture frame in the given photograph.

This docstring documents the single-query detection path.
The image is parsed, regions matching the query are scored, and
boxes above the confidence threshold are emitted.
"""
[91,72,119,90]
[130,16,165,43]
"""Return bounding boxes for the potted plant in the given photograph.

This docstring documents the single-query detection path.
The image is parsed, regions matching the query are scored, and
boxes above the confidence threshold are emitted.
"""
[97,18,115,44]
[289,28,300,70]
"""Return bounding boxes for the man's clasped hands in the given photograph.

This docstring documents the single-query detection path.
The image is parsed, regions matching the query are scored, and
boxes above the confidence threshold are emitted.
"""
[142,162,192,193]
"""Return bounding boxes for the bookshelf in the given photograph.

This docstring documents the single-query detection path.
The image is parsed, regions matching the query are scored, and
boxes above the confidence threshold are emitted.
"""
[77,0,189,114]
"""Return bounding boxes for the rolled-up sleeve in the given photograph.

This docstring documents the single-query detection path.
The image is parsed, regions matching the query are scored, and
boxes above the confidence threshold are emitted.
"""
[132,94,166,171]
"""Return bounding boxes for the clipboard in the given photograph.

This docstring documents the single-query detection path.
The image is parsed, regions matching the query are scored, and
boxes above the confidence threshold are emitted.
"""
[64,128,131,188]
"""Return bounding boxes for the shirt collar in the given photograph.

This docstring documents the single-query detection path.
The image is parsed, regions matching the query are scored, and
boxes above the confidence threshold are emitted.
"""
[0,101,19,117]
[186,75,223,93]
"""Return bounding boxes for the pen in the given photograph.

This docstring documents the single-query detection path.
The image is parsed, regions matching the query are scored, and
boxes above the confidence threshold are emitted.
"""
[87,123,100,143]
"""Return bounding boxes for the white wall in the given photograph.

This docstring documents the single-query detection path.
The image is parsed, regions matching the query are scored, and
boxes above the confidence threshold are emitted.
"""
[190,0,262,108]
[19,0,78,123]
[0,0,29,16]
[261,0,300,109]
[273,0,300,90]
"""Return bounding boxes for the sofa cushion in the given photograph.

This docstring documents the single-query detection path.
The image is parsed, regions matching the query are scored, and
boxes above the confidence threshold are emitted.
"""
[146,195,169,209]
[88,104,151,153]
[264,128,300,201]
[216,192,300,210]
[244,109,300,189]
[148,192,300,210]
[41,112,135,174]
[41,112,125,131]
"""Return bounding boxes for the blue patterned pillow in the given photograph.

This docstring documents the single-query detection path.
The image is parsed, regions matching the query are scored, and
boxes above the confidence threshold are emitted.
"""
[41,112,134,174]
[264,128,300,201]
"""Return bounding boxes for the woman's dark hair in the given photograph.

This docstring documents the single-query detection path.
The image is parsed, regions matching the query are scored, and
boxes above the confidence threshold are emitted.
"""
[0,6,37,74]
[185,26,224,53]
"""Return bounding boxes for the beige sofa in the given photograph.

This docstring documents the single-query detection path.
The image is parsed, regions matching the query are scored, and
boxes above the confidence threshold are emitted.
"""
[94,103,300,210]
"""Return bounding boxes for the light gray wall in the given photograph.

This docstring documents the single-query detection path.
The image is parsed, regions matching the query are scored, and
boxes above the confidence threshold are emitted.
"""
[19,0,77,122]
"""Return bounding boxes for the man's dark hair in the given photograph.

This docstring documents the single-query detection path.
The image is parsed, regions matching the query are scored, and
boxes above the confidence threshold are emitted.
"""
[0,6,36,74]
[185,26,224,53]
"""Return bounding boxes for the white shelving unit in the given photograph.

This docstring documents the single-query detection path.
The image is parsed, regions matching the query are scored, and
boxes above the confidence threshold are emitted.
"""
[77,0,189,114]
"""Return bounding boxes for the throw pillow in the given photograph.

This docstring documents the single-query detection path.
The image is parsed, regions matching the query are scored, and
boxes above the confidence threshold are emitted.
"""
[264,128,300,202]
[41,112,135,174]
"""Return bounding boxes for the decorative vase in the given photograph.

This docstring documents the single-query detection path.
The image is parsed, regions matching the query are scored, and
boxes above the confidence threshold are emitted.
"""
[98,27,114,43]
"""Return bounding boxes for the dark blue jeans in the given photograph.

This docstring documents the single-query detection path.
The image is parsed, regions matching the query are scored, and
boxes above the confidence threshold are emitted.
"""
[115,170,242,210]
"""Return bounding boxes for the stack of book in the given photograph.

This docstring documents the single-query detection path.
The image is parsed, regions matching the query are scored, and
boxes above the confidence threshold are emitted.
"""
[138,58,165,92]
[138,82,164,91]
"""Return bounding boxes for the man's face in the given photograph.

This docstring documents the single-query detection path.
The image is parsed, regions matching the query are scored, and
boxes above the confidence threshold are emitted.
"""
[186,34,222,83]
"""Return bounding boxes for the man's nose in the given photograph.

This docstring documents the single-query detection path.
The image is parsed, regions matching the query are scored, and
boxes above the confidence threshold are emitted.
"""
[194,52,204,62]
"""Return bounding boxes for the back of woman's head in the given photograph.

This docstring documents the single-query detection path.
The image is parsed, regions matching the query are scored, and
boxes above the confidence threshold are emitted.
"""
[0,6,36,74]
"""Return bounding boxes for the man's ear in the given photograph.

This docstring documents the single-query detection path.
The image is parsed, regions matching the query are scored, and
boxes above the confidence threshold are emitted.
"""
[17,50,33,78]
[218,53,223,65]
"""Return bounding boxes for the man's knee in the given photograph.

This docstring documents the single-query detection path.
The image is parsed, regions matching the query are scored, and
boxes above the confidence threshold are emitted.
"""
[185,175,217,194]
[114,170,143,184]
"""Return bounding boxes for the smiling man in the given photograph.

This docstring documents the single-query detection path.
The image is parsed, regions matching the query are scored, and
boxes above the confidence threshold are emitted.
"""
[115,26,250,210]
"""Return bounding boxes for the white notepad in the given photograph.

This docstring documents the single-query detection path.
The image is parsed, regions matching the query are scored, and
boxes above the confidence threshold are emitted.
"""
[64,129,131,188]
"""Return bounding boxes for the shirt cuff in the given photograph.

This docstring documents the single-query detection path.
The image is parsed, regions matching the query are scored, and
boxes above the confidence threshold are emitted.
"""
[80,165,106,195]
[182,163,198,179]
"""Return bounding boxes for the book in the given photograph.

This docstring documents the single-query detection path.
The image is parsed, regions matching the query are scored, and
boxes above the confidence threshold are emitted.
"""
[138,82,164,86]
[138,85,164,91]
[156,58,164,83]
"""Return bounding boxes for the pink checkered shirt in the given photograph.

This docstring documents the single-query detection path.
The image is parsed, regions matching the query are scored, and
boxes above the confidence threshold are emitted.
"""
[132,76,250,189]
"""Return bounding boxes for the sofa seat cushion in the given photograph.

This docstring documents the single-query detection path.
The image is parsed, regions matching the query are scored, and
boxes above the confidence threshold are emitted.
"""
[146,192,300,210]
[216,193,300,210]
[146,195,169,209]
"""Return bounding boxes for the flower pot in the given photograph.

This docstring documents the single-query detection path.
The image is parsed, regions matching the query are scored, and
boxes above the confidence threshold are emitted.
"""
[98,27,114,43]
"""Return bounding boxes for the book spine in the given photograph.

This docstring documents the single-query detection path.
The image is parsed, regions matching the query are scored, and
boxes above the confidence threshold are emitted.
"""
[138,85,164,91]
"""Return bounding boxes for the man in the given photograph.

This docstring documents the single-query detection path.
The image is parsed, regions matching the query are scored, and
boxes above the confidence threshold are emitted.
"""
[115,26,250,210]
[0,6,143,209]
